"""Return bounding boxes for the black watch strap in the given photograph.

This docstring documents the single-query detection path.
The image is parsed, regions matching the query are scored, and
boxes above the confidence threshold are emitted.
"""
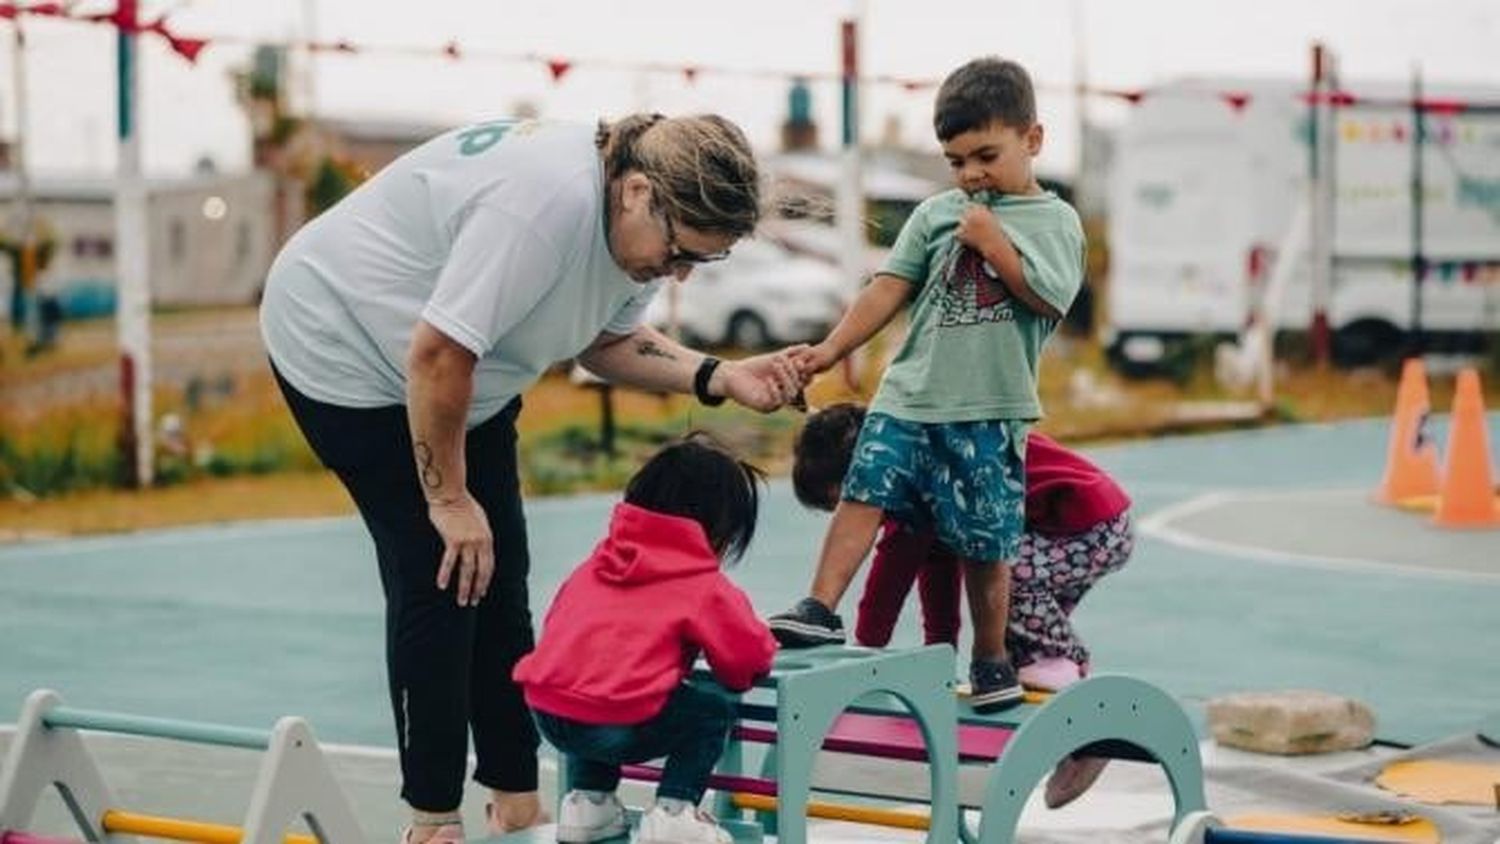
[694,356,726,406]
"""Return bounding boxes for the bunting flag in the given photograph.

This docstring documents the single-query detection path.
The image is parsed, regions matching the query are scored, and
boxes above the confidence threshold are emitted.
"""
[1221,91,1251,113]
[0,1,64,17]
[142,15,206,62]
[5,3,1500,114]
[4,0,206,61]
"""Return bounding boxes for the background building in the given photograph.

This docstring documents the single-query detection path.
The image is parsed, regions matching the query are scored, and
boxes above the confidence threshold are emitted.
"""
[0,172,276,317]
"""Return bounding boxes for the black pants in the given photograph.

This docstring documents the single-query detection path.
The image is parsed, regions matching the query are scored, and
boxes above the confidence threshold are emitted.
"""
[534,683,737,805]
[274,370,539,810]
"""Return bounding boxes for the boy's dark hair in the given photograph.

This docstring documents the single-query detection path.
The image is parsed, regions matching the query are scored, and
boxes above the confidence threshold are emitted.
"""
[933,57,1036,141]
[624,432,766,564]
[791,403,868,512]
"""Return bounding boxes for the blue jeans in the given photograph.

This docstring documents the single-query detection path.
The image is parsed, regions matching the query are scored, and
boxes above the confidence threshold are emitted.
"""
[533,683,737,804]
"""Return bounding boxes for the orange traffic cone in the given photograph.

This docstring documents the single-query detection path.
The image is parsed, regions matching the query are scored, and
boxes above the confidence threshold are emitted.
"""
[1433,368,1500,529]
[1373,358,1441,506]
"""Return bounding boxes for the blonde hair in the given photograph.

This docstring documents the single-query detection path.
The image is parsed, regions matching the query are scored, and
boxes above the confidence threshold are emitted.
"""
[596,113,761,238]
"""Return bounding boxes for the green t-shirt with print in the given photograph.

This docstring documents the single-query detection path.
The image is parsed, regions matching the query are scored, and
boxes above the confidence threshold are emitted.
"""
[869,188,1084,424]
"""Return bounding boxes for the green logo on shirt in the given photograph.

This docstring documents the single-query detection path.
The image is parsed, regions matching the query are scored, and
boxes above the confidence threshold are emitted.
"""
[456,120,517,156]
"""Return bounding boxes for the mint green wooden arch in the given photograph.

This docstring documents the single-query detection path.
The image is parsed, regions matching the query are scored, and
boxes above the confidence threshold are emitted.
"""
[975,674,1207,842]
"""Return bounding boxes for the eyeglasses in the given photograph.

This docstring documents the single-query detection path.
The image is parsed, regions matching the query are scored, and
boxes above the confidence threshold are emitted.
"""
[655,206,732,267]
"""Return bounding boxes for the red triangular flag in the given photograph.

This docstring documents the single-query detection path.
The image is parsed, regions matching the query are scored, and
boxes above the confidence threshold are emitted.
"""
[1221,91,1251,113]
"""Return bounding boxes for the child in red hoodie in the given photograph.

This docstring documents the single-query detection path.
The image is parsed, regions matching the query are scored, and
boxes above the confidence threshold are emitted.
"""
[513,434,777,844]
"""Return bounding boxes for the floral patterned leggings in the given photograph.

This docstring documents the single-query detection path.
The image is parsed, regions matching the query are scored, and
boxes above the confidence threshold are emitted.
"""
[853,514,1135,667]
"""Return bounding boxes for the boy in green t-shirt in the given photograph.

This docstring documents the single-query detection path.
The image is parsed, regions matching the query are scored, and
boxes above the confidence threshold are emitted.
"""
[768,57,1085,712]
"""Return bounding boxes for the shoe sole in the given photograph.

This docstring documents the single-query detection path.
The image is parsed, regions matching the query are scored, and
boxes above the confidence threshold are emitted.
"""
[968,685,1025,713]
[556,823,629,843]
[767,619,846,645]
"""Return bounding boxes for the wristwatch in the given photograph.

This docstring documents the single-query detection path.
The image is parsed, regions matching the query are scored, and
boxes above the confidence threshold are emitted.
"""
[694,356,726,407]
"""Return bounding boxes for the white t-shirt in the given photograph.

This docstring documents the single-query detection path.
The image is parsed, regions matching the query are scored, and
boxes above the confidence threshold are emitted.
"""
[259,120,661,427]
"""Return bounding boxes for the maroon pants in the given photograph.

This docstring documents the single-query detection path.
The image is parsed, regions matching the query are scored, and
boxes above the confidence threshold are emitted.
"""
[853,515,1133,666]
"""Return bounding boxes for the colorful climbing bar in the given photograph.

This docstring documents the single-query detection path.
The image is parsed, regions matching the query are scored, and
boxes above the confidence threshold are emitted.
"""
[0,832,83,844]
[42,707,272,750]
[730,792,931,831]
[1206,828,1393,844]
[101,809,317,844]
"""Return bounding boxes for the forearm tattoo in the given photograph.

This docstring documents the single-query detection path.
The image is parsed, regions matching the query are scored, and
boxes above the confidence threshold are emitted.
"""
[414,440,443,492]
[635,339,677,360]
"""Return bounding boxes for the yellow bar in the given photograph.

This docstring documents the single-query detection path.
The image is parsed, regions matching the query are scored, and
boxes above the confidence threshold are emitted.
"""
[101,810,318,844]
[730,793,930,831]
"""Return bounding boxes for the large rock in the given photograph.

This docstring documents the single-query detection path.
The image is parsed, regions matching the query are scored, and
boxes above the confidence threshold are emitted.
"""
[1207,690,1376,755]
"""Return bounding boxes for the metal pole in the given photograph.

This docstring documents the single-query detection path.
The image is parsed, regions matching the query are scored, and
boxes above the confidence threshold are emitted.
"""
[115,0,154,487]
[1409,65,1425,356]
[836,14,864,299]
[1073,0,1092,212]
[10,18,36,344]
[1308,42,1335,367]
[302,0,317,114]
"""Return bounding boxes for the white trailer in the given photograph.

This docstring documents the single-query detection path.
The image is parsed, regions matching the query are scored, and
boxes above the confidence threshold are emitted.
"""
[1105,76,1500,370]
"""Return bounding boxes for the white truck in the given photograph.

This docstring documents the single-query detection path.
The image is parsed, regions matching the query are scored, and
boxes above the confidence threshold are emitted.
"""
[1105,77,1500,370]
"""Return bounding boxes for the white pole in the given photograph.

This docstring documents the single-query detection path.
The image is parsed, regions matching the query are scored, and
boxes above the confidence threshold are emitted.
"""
[116,0,154,487]
[301,0,318,120]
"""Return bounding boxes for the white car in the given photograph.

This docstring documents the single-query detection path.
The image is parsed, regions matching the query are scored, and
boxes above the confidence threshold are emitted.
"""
[643,238,851,349]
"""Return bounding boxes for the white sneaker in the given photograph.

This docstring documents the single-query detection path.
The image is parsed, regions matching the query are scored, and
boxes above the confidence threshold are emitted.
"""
[635,803,732,844]
[555,790,628,843]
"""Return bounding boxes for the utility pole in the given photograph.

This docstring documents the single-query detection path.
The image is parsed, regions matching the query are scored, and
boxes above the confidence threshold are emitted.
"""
[1409,64,1426,357]
[301,0,319,119]
[116,0,154,487]
[1072,0,1092,212]
[10,17,37,346]
[1308,42,1336,367]
[836,10,865,301]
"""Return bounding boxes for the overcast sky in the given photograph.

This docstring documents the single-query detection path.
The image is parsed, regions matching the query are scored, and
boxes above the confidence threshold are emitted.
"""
[7,0,1500,179]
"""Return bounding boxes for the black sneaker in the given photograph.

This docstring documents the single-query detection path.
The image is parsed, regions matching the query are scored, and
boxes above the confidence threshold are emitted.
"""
[969,658,1025,713]
[767,598,846,648]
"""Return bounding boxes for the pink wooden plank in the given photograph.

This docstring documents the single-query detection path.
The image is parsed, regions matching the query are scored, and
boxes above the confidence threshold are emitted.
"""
[1,833,85,844]
[730,712,1013,763]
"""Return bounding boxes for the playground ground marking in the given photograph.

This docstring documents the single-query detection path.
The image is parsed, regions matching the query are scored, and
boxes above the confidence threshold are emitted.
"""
[1139,488,1500,585]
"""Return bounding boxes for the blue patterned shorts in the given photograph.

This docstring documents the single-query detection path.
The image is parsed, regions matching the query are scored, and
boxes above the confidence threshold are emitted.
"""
[841,413,1027,562]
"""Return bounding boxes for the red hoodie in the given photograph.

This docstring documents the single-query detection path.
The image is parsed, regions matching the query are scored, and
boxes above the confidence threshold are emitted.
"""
[513,502,777,725]
[1025,432,1132,535]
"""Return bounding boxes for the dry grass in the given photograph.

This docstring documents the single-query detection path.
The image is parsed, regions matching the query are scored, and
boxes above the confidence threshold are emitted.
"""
[3,312,1497,539]
[0,471,353,541]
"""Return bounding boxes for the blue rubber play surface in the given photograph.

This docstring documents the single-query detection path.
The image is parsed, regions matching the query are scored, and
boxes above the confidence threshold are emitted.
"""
[3,415,1497,748]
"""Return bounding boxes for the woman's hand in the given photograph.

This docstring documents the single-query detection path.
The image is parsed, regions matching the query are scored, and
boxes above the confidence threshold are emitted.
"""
[716,346,810,412]
[429,492,494,607]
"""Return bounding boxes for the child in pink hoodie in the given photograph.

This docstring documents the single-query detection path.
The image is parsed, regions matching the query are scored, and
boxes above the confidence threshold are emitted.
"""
[513,434,777,844]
